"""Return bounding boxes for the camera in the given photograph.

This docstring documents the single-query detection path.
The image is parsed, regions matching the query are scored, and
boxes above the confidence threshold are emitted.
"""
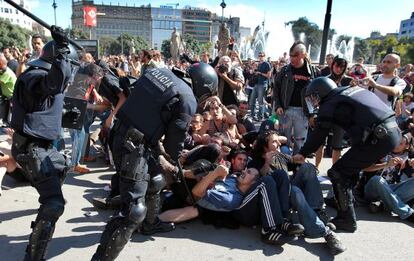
[218,64,229,74]
[25,53,32,59]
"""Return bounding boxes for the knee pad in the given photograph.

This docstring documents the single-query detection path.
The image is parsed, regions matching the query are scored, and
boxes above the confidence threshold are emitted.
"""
[147,174,167,194]
[128,202,147,225]
[38,200,65,223]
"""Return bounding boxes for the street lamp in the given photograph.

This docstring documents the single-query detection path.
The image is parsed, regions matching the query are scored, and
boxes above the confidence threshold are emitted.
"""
[319,0,333,65]
[220,0,226,22]
[52,0,57,25]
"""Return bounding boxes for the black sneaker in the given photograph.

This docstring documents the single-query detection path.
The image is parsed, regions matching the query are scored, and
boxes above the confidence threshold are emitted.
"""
[369,201,384,213]
[330,216,357,233]
[317,209,336,231]
[324,230,346,255]
[261,228,297,245]
[280,220,304,235]
[141,218,175,235]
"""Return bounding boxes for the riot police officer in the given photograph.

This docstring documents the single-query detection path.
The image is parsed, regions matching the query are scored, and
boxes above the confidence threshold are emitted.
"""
[292,77,401,232]
[10,26,80,260]
[92,63,218,261]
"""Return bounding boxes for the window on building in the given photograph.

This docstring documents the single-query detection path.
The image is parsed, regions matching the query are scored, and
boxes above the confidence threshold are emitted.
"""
[16,9,18,14]
[5,8,9,13]
[1,7,3,12]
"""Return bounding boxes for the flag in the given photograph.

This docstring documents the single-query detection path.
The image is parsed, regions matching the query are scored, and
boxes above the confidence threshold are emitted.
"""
[83,6,97,27]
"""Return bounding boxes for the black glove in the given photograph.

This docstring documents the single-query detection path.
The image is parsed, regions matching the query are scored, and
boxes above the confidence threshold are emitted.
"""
[51,25,69,47]
[188,159,217,177]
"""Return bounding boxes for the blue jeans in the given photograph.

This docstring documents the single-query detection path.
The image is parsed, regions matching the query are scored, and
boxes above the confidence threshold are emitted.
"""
[290,186,327,237]
[281,107,308,154]
[249,83,266,118]
[70,127,86,167]
[364,176,414,219]
[291,163,324,209]
[290,163,327,237]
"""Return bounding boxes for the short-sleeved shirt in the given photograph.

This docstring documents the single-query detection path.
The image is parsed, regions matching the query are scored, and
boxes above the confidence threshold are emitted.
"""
[0,67,16,98]
[374,75,406,108]
[257,61,271,85]
[196,176,243,212]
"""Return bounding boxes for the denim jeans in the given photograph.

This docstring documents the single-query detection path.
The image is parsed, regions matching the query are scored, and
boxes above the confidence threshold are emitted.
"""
[249,83,267,119]
[70,127,86,167]
[364,176,414,219]
[291,163,324,209]
[290,185,327,238]
[281,107,308,154]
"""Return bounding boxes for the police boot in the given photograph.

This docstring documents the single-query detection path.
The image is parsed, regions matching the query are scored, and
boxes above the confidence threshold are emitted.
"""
[23,219,55,261]
[91,215,139,261]
[140,193,175,235]
[330,183,357,233]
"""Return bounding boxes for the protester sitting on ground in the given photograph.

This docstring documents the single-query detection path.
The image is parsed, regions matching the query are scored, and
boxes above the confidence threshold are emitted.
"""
[359,132,414,223]
[199,96,237,137]
[396,93,414,125]
[237,100,256,134]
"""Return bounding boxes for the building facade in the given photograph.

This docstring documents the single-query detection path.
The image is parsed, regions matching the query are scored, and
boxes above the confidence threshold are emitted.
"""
[71,0,152,44]
[182,6,212,45]
[151,6,182,50]
[399,12,414,39]
[0,0,32,30]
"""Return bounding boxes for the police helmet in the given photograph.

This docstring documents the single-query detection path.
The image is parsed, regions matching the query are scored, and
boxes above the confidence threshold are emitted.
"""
[188,62,218,102]
[27,40,79,70]
[305,77,337,114]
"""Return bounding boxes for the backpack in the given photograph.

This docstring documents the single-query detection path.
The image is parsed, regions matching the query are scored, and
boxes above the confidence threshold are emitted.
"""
[372,75,401,110]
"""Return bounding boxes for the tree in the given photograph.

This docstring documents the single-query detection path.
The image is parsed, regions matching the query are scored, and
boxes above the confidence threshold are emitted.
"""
[99,36,116,56]
[353,37,369,62]
[161,40,171,59]
[286,17,322,61]
[68,28,88,40]
[0,18,31,49]
[183,34,201,55]
[134,36,149,53]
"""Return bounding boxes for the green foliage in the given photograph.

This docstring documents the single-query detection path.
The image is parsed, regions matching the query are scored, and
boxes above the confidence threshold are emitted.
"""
[99,36,117,56]
[183,34,202,55]
[367,35,414,64]
[67,28,89,40]
[102,33,149,55]
[161,40,171,59]
[286,17,322,61]
[0,18,31,49]
[353,37,369,61]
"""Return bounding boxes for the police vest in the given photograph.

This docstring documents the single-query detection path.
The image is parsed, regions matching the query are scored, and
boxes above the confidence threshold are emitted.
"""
[11,68,64,141]
[318,86,395,143]
[117,68,195,145]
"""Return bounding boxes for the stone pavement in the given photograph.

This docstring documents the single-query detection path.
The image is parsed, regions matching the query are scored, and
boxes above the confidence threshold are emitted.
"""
[1,154,413,261]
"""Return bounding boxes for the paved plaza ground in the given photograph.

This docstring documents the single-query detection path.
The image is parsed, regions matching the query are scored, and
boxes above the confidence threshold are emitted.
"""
[1,152,413,261]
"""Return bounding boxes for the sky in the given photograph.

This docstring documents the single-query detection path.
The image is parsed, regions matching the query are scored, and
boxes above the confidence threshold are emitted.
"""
[22,0,412,39]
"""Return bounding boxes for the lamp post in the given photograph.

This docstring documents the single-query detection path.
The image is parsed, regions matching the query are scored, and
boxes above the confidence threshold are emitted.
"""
[52,0,57,25]
[220,0,226,22]
[319,0,333,65]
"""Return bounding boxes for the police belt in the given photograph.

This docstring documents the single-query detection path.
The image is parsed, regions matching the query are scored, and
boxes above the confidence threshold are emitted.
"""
[13,131,53,150]
[362,116,398,143]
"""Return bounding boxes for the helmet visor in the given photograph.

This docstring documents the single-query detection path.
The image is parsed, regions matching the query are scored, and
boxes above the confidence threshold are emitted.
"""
[305,94,320,114]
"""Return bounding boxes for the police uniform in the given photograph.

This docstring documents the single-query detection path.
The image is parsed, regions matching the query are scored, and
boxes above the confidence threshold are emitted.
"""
[92,67,197,261]
[10,30,76,260]
[300,83,401,232]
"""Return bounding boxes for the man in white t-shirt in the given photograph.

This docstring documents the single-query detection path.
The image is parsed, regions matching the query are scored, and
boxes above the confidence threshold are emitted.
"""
[365,53,406,108]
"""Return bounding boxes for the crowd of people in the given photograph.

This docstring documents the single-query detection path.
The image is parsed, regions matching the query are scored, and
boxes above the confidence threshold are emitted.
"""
[1,29,414,260]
